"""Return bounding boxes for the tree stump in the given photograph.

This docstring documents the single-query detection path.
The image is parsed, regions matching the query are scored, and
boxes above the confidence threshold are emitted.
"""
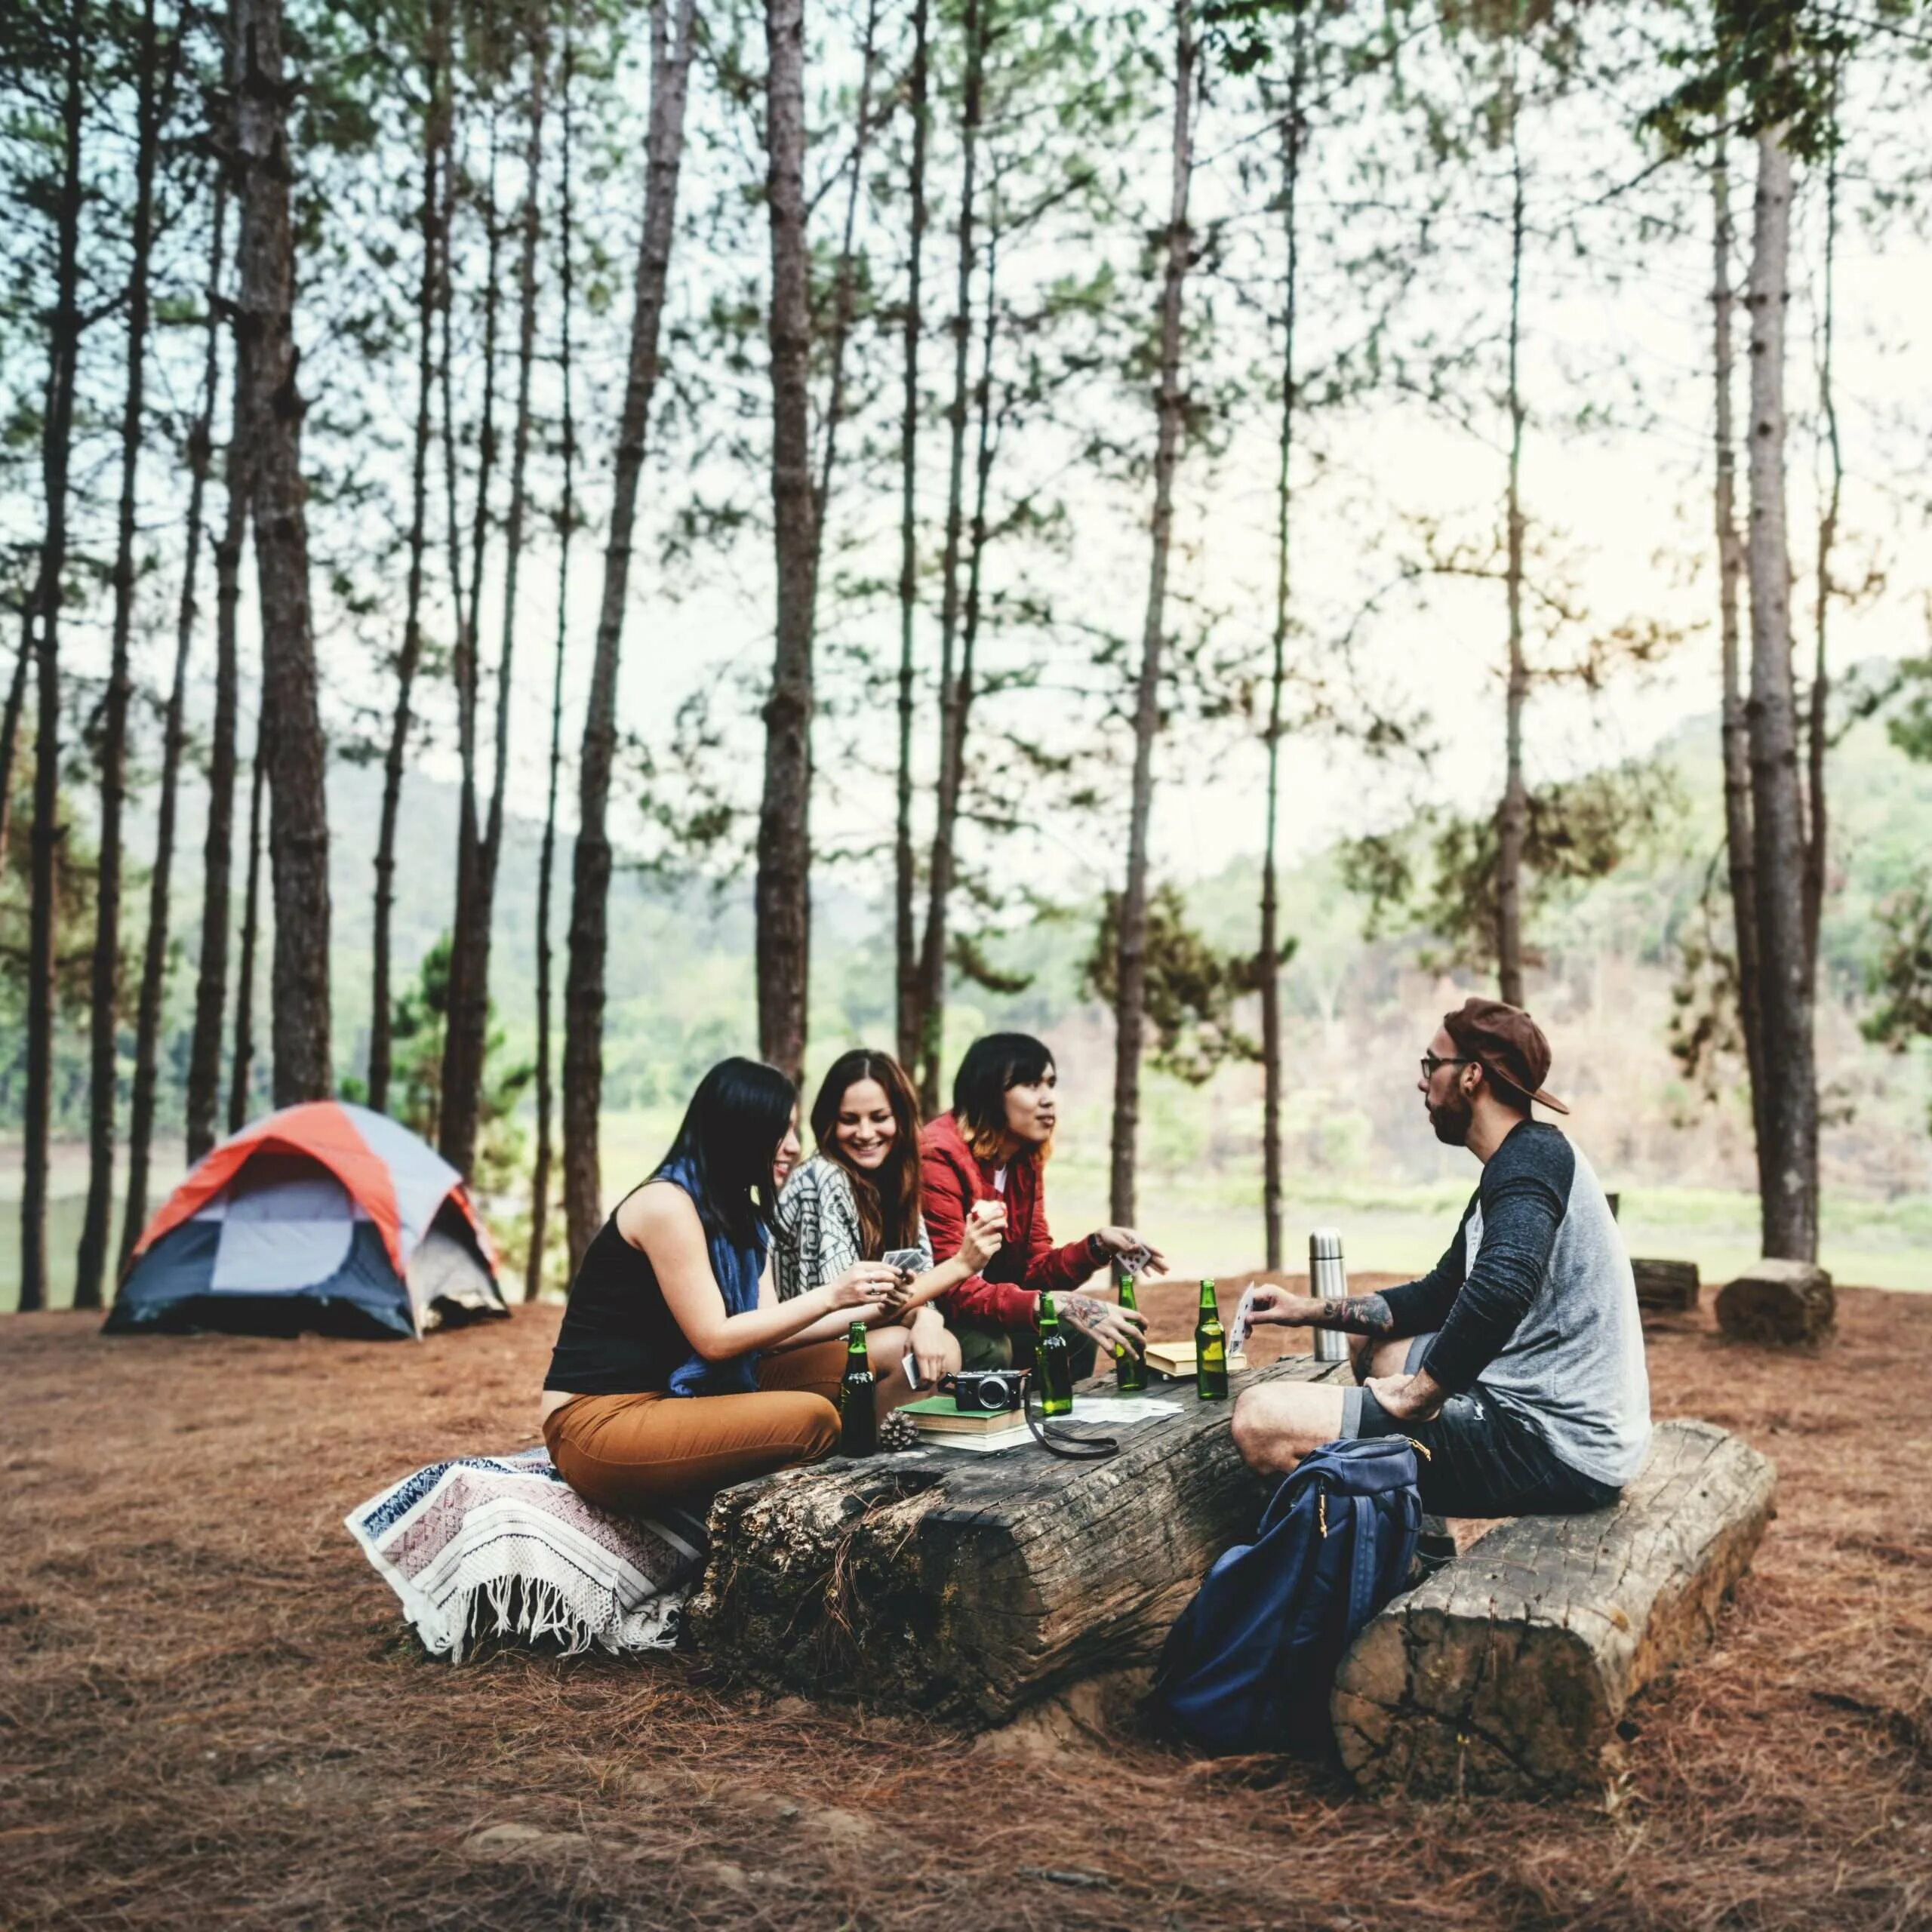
[1716,1258,1835,1344]
[683,1355,1349,1727]
[1331,1419,1776,1798]
[1632,1258,1700,1314]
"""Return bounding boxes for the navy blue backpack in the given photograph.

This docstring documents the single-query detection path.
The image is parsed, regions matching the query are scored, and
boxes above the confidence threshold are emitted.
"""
[1150,1436,1424,1754]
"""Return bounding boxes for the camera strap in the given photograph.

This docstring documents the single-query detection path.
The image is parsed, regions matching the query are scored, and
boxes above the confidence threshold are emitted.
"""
[1021,1373,1119,1461]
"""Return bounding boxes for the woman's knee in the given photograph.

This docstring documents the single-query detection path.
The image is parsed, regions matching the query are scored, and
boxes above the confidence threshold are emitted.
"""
[786,1393,841,1460]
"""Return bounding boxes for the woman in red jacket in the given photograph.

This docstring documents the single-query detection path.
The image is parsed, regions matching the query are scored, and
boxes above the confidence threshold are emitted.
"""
[921,1032,1164,1375]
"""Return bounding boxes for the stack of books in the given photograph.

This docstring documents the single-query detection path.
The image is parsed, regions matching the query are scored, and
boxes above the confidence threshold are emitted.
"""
[903,1395,1027,1441]
[1141,1341,1249,1380]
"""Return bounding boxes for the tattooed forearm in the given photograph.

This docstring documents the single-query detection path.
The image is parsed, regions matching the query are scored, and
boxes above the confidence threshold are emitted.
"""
[1321,1292,1395,1336]
[1064,1293,1109,1330]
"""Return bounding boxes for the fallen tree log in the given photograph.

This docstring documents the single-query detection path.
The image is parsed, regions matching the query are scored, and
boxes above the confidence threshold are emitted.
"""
[1632,1257,1700,1314]
[1331,1418,1776,1798]
[683,1355,1349,1727]
[1717,1258,1835,1345]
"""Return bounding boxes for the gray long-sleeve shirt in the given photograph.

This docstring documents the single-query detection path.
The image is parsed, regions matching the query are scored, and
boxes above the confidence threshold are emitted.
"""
[1381,1121,1651,1487]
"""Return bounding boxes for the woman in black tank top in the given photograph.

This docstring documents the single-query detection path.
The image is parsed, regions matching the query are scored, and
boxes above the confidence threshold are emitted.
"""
[540,1059,917,1512]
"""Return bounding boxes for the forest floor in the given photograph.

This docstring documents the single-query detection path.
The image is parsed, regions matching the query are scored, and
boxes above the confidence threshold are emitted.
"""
[3,1280,1929,1931]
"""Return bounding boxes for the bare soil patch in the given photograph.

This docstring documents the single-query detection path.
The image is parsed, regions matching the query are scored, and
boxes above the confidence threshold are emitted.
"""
[2,1281,1928,1930]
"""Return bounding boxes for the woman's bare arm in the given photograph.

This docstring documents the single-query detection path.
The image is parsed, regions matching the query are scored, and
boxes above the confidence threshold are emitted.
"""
[630,1183,895,1361]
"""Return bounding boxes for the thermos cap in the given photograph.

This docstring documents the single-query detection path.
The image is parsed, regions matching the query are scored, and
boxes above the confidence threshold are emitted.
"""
[1309,1228,1344,1260]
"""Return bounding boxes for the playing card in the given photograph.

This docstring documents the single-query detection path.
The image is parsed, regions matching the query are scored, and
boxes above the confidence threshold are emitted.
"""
[1228,1285,1258,1356]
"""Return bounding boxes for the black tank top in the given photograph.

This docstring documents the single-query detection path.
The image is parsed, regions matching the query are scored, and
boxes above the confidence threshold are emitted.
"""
[543,1199,688,1396]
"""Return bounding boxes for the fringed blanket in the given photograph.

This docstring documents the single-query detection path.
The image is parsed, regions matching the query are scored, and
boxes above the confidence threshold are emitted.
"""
[346,1447,706,1660]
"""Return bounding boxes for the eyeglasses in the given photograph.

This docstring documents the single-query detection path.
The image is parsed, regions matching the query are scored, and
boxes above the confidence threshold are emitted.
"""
[1420,1054,1476,1081]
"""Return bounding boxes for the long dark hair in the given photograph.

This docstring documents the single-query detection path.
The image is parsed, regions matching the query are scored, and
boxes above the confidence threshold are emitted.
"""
[654,1057,797,1249]
[952,1032,1055,1162]
[809,1048,922,1258]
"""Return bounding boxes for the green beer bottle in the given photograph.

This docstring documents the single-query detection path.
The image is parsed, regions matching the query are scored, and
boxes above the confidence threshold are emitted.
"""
[838,1321,879,1457]
[1194,1278,1229,1401]
[1036,1292,1074,1417]
[1114,1275,1147,1393]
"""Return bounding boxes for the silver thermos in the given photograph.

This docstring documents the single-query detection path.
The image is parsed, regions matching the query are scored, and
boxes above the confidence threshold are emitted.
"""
[1309,1228,1350,1362]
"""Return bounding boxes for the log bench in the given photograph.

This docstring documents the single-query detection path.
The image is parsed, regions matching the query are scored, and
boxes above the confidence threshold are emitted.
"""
[683,1352,1349,1727]
[1331,1418,1776,1798]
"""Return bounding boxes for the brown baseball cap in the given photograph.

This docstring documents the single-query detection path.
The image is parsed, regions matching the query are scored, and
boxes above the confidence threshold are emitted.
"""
[1441,997,1569,1114]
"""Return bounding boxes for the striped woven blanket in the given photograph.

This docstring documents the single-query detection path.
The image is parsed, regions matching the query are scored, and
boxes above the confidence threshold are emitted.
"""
[345,1447,706,1660]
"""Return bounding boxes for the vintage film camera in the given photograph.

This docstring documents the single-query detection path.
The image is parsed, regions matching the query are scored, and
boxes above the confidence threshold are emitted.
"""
[943,1368,1026,1414]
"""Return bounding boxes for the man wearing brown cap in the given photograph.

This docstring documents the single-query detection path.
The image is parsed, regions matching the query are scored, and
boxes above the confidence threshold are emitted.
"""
[1231,998,1651,1517]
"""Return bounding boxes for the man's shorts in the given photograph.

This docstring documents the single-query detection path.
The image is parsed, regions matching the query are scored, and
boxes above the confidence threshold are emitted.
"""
[1340,1335,1621,1518]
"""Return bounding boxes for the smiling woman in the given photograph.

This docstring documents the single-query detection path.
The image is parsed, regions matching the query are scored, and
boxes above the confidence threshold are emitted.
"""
[772,1050,989,1389]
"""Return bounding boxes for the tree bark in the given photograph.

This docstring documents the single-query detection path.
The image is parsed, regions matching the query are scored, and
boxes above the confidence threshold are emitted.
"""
[1743,127,1817,1263]
[74,0,163,1309]
[753,0,819,1088]
[20,0,87,1315]
[232,0,331,1105]
[186,377,248,1161]
[1803,93,1839,996]
[1712,137,1766,1195]
[811,0,878,539]
[371,0,450,1118]
[561,0,698,1269]
[529,17,575,1304]
[912,0,983,1115]
[1494,72,1528,1011]
[894,0,930,1078]
[0,618,27,864]
[228,702,268,1134]
[444,14,547,1176]
[1260,34,1306,1276]
[1334,1420,1775,1798]
[441,99,508,1171]
[1109,0,1195,1228]
[687,1352,1350,1725]
[122,181,229,1269]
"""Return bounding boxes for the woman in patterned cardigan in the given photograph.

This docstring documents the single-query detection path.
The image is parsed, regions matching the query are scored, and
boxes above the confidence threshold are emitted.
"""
[774,1049,1000,1389]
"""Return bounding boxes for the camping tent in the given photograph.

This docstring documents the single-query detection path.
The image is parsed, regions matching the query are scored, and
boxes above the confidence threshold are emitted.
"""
[106,1101,509,1340]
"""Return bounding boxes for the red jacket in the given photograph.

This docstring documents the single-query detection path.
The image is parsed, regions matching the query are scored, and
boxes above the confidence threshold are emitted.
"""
[920,1111,1103,1328]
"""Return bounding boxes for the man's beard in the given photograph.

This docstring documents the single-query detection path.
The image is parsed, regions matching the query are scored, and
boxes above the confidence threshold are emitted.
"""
[1428,1088,1472,1147]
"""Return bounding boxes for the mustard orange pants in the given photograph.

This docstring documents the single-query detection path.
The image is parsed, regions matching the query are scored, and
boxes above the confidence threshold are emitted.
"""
[542,1339,852,1512]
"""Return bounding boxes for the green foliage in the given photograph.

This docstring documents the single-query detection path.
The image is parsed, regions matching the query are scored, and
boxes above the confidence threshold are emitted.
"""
[385,933,533,1198]
[1885,655,1932,766]
[1863,878,1932,1128]
[1339,758,1683,975]
[1643,0,1874,162]
[1081,882,1263,1084]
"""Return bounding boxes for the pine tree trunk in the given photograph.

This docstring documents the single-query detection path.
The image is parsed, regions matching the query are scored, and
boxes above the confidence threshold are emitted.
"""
[232,0,331,1105]
[1495,79,1528,1012]
[1260,35,1305,1277]
[441,101,507,1171]
[20,2,87,1315]
[186,392,248,1162]
[561,0,697,1269]
[529,17,575,1304]
[0,620,27,863]
[1744,127,1817,1265]
[1803,97,1838,998]
[913,0,983,1115]
[122,182,229,1269]
[894,0,930,1078]
[445,17,546,1177]
[1712,138,1765,1184]
[813,0,878,537]
[754,0,819,1088]
[74,0,162,1310]
[371,2,449,1117]
[229,703,268,1134]
[1109,0,1195,1228]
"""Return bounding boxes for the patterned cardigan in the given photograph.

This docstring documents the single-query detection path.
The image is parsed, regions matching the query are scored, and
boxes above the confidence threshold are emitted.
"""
[773,1155,933,1302]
